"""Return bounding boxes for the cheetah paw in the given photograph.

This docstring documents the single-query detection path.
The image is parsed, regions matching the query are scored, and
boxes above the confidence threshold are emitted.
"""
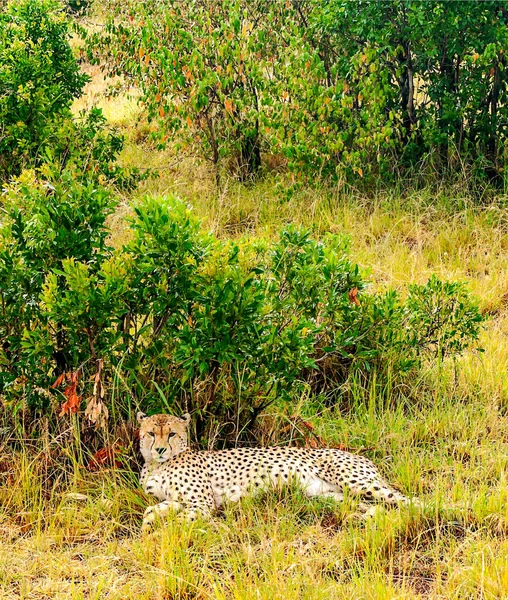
[362,505,384,519]
[346,505,385,522]
[141,507,158,532]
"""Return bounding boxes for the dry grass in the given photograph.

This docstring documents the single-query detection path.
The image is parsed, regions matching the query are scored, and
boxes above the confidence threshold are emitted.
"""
[2,46,507,600]
[1,395,507,599]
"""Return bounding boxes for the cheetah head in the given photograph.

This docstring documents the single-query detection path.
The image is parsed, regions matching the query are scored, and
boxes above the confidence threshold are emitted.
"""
[137,412,191,464]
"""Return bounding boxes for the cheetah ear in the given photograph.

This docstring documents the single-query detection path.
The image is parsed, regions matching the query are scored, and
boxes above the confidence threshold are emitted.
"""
[137,411,147,424]
[180,413,191,425]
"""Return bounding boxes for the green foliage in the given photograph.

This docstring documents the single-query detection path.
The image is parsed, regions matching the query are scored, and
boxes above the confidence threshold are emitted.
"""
[405,276,486,359]
[91,0,508,186]
[66,0,89,14]
[0,170,117,405]
[90,0,290,182]
[318,1,508,179]
[0,0,88,178]
[41,107,148,190]
[0,183,484,439]
[0,0,144,189]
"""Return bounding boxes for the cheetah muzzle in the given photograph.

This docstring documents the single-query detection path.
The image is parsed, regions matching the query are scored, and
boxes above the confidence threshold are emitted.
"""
[138,412,421,530]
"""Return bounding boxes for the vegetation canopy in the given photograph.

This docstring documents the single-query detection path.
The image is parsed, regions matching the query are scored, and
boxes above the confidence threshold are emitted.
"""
[1,177,484,442]
[91,0,508,185]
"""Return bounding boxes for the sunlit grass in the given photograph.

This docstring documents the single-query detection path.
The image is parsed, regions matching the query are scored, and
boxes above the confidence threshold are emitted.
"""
[2,384,507,599]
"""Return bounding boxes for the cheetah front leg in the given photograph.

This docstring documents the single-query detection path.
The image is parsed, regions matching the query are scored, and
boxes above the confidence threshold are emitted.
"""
[142,500,214,530]
[142,500,183,531]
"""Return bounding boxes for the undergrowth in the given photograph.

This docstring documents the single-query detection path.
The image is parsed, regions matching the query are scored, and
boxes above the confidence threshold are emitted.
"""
[1,392,507,599]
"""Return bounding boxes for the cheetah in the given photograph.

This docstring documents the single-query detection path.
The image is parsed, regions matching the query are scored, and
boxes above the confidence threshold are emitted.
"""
[138,412,421,529]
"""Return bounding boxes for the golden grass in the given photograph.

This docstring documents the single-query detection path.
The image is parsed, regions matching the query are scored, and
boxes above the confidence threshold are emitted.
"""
[2,393,507,599]
[2,50,507,600]
[72,63,141,127]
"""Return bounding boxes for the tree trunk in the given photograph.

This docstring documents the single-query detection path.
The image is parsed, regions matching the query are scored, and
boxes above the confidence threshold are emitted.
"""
[437,48,456,173]
[397,40,421,162]
[486,58,502,184]
[239,129,261,182]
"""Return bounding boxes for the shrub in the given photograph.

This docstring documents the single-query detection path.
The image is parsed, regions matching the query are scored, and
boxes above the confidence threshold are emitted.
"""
[404,276,485,359]
[90,0,292,183]
[41,107,147,191]
[0,0,88,179]
[0,170,117,407]
[0,0,143,190]
[66,0,89,15]
[90,0,508,186]
[315,1,508,180]
[0,184,485,442]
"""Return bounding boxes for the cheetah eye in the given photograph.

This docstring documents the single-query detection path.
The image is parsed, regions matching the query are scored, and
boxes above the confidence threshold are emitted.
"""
[168,432,176,439]
[147,432,155,437]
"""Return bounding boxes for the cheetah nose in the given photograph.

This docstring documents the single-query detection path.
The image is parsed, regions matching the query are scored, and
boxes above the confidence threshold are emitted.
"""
[155,447,166,456]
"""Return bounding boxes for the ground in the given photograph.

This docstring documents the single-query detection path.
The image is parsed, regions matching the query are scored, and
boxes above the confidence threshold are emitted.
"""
[0,48,507,600]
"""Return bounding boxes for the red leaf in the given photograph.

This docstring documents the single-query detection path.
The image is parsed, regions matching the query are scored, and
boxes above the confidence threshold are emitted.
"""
[59,392,81,416]
[59,371,81,416]
[52,373,66,388]
[88,445,124,471]
[333,443,348,451]
[348,287,361,306]
[224,98,234,115]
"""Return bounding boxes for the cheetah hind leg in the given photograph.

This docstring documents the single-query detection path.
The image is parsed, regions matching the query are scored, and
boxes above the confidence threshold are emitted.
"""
[357,479,422,512]
[345,483,421,521]
[318,489,384,519]
[312,487,391,522]
[374,481,421,507]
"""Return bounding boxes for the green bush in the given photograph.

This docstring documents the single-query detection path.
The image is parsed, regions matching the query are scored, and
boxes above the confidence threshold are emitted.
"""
[89,0,290,183]
[0,170,117,406]
[0,180,485,441]
[0,0,143,189]
[91,0,508,186]
[404,276,485,359]
[0,0,88,179]
[315,1,508,180]
[41,107,147,191]
[66,0,89,15]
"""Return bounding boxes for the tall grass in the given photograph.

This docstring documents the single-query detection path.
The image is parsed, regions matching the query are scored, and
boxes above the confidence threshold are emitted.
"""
[2,382,507,598]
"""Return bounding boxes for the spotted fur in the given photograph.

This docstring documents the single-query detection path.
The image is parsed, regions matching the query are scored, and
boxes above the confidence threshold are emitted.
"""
[138,413,420,529]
